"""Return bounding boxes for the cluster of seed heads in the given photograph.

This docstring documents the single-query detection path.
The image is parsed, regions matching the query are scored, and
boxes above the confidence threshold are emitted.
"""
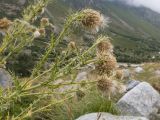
[33,18,50,38]
[96,37,125,98]
[96,37,117,77]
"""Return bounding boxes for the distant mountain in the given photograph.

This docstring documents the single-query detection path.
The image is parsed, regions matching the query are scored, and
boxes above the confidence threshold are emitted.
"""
[47,0,160,62]
[1,0,160,63]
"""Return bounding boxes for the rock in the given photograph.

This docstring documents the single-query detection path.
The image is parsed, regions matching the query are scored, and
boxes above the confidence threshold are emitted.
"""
[81,63,95,72]
[76,72,88,81]
[135,67,143,73]
[118,63,128,69]
[76,113,148,120]
[130,64,141,68]
[155,70,160,76]
[0,3,21,17]
[126,80,141,91]
[149,102,160,120]
[0,68,12,88]
[18,0,26,5]
[54,79,77,93]
[117,82,160,117]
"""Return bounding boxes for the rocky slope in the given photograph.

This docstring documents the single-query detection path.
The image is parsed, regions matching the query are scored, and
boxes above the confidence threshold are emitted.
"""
[0,0,27,18]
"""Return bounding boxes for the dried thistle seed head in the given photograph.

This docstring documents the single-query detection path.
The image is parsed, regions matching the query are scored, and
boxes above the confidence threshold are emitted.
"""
[97,77,113,93]
[68,41,76,49]
[96,53,117,76]
[0,18,12,30]
[97,38,113,54]
[33,30,41,38]
[116,70,123,80]
[81,9,107,32]
[38,28,46,35]
[41,17,49,27]
[97,76,126,97]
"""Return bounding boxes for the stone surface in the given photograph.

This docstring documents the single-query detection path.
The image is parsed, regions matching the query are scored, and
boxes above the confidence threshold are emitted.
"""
[117,82,160,117]
[18,0,26,5]
[135,67,143,73]
[77,63,95,73]
[155,70,160,76]
[126,80,141,91]
[0,68,12,88]
[76,72,88,81]
[76,113,149,120]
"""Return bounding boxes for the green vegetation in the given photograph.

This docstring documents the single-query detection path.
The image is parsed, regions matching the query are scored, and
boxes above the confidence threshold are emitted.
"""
[34,88,118,120]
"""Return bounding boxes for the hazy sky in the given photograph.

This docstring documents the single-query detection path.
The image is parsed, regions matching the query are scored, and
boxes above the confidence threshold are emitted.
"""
[112,0,160,13]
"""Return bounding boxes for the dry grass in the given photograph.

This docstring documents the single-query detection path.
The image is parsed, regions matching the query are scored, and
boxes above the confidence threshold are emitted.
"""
[131,62,160,92]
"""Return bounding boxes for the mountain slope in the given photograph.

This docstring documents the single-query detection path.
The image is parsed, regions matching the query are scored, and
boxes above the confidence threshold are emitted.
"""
[1,0,160,63]
[0,0,27,18]
[46,0,160,63]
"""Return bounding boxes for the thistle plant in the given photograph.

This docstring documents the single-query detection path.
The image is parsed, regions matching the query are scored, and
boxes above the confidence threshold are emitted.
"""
[0,0,109,119]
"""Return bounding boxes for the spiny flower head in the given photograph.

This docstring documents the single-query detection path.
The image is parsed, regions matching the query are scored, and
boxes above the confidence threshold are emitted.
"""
[97,76,113,95]
[68,41,76,50]
[97,37,113,54]
[97,76,126,97]
[96,53,117,76]
[38,28,46,36]
[81,9,108,32]
[40,17,49,27]
[0,18,12,30]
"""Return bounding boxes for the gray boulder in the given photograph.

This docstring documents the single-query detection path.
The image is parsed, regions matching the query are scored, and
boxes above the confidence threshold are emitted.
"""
[126,80,141,92]
[117,82,160,117]
[76,113,148,120]
[134,67,143,73]
[0,68,12,88]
